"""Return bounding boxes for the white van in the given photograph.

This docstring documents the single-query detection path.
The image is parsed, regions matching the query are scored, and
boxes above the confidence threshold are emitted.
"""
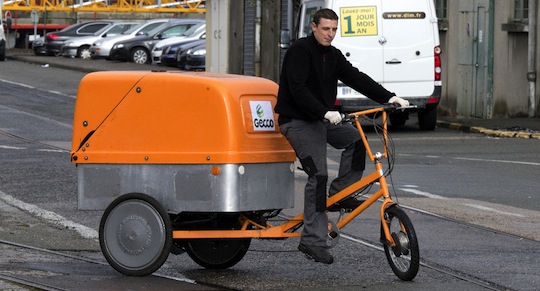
[290,0,441,130]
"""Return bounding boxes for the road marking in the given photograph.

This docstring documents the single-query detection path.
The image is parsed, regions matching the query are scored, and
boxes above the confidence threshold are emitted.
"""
[36,149,68,153]
[398,187,447,199]
[0,78,35,89]
[399,154,540,166]
[454,157,540,166]
[464,203,525,217]
[0,145,26,150]
[0,145,67,153]
[0,78,76,99]
[0,190,98,240]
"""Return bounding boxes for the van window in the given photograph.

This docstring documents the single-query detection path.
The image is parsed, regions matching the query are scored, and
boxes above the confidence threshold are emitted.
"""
[300,7,319,37]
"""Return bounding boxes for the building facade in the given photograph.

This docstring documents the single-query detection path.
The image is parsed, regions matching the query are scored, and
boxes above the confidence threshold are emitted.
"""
[437,0,538,118]
[209,0,539,118]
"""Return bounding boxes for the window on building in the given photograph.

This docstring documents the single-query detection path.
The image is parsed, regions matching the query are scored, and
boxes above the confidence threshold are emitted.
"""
[514,0,529,22]
[434,0,447,20]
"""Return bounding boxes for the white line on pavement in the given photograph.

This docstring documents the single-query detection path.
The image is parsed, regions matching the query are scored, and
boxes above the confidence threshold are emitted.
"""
[0,190,98,240]
[464,203,525,217]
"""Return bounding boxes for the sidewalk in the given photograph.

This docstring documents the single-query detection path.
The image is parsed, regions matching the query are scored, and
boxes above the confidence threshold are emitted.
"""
[5,48,540,139]
[437,116,540,139]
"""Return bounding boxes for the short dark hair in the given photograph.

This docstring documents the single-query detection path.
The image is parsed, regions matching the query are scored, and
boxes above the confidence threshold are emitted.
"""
[313,8,339,25]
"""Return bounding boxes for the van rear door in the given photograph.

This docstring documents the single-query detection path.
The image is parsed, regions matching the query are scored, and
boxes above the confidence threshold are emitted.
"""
[380,0,438,97]
[331,0,383,98]
[331,0,438,103]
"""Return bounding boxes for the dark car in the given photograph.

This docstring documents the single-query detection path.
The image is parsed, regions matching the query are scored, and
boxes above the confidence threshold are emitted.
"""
[32,36,47,55]
[184,42,206,71]
[0,24,5,61]
[161,38,205,68]
[109,19,203,64]
[39,20,115,56]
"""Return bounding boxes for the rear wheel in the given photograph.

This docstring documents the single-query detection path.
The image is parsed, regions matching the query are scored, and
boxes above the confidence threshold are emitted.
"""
[183,215,251,269]
[186,238,251,269]
[99,193,172,276]
[130,47,149,64]
[418,106,437,130]
[389,111,408,127]
[381,205,420,281]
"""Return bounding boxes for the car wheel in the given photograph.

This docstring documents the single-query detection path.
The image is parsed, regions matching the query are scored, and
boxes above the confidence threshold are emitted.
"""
[78,46,91,59]
[418,106,437,131]
[0,40,5,61]
[130,48,149,64]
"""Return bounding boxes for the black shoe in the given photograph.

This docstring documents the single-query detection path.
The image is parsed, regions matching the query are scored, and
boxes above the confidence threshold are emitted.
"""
[327,197,365,212]
[298,243,334,264]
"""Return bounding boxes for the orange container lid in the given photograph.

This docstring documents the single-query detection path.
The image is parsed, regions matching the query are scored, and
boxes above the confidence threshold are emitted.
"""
[71,71,296,164]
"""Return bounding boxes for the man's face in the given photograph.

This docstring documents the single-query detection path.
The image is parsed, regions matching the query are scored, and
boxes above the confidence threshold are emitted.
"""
[311,18,338,46]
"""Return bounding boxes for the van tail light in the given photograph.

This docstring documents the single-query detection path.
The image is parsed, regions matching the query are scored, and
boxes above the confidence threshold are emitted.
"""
[434,46,442,81]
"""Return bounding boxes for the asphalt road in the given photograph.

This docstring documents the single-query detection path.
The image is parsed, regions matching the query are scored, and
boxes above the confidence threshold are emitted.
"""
[1,55,539,290]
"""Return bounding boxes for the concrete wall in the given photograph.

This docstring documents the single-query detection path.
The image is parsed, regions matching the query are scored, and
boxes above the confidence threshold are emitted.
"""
[441,0,539,118]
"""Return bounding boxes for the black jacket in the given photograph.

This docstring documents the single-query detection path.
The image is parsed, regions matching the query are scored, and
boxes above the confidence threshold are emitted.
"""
[275,34,395,123]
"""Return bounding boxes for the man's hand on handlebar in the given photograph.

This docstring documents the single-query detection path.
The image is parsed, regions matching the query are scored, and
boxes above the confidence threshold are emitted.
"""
[324,111,343,124]
[388,96,409,107]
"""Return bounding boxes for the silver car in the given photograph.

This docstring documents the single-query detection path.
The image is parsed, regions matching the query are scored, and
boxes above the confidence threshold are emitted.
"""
[61,22,138,59]
[150,22,205,64]
[90,19,170,60]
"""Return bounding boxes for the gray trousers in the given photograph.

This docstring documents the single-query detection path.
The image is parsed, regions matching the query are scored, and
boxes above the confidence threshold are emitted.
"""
[280,119,365,247]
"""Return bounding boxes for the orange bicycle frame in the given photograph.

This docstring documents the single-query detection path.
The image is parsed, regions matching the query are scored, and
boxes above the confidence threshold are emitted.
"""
[172,107,398,247]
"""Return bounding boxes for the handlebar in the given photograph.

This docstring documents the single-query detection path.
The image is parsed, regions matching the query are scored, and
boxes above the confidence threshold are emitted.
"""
[345,104,418,121]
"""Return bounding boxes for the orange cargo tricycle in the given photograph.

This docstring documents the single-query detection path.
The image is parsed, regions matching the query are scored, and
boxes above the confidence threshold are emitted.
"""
[71,71,419,281]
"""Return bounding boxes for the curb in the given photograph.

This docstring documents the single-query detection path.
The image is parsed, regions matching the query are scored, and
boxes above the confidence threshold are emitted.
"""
[436,120,540,139]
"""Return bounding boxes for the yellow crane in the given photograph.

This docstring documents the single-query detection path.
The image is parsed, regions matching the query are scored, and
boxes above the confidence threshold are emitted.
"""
[2,0,205,13]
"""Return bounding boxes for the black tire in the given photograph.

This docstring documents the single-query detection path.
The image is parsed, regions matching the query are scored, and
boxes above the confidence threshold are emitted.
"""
[381,205,420,281]
[130,47,149,64]
[389,111,408,127]
[184,215,251,269]
[99,193,172,276]
[418,106,437,130]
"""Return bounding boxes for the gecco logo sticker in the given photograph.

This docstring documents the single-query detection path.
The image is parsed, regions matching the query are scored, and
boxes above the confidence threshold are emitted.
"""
[249,101,275,131]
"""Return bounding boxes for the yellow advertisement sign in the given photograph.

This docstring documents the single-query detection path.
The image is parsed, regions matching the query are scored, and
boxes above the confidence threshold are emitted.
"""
[340,6,378,37]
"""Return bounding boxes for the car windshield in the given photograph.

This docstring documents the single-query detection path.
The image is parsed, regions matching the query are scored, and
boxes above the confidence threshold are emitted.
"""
[93,24,114,36]
[180,22,205,37]
[146,22,171,36]
[123,22,148,35]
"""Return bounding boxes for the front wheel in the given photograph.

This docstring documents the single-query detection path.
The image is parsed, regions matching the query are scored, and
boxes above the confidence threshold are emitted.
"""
[381,205,420,281]
[78,45,91,59]
[130,47,149,64]
[99,193,172,276]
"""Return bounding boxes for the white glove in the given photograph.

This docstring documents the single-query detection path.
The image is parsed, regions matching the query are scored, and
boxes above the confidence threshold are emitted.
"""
[388,96,410,107]
[324,111,342,124]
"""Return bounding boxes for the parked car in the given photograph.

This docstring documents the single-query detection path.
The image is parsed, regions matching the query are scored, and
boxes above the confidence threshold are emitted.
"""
[90,18,171,60]
[161,38,205,68]
[61,22,138,59]
[184,42,206,71]
[40,20,115,56]
[32,36,47,55]
[109,19,203,64]
[151,22,205,64]
[0,23,5,61]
